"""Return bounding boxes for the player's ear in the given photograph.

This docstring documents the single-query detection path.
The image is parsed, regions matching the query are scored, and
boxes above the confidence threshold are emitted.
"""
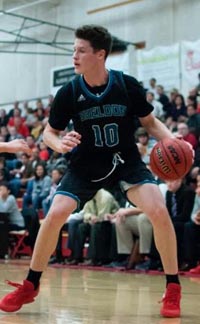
[97,49,106,61]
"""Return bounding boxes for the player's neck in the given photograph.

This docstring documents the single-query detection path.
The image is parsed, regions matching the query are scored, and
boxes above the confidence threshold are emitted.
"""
[83,68,109,87]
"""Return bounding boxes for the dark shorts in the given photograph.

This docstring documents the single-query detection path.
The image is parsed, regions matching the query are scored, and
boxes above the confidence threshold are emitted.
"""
[55,157,156,210]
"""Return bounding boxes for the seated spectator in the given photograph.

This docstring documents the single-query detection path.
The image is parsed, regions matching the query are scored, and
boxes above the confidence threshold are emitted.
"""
[147,77,158,99]
[7,126,23,141]
[24,108,38,130]
[7,101,21,118]
[146,91,164,120]
[177,122,198,149]
[165,94,187,131]
[183,173,200,273]
[107,202,153,270]
[9,153,34,197]
[156,85,170,109]
[23,163,51,210]
[186,95,197,109]
[11,116,30,138]
[36,107,45,122]
[7,107,25,128]
[46,151,67,174]
[0,157,10,181]
[31,118,43,140]
[39,141,50,161]
[25,135,37,152]
[0,109,9,127]
[29,147,44,169]
[186,104,200,137]
[0,181,25,231]
[67,189,119,266]
[42,168,64,216]
[45,95,54,116]
[0,126,10,142]
[135,127,157,166]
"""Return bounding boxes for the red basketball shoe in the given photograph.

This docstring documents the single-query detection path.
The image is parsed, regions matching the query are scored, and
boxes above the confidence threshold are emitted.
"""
[160,283,181,318]
[0,280,39,312]
[189,265,200,274]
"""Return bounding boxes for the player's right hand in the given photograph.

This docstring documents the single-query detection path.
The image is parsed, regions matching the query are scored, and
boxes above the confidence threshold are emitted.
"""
[60,131,81,153]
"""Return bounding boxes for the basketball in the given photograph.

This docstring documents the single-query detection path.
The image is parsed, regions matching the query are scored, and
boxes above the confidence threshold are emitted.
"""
[150,138,193,181]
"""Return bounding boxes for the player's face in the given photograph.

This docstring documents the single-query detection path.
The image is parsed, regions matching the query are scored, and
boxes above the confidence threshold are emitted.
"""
[73,38,103,75]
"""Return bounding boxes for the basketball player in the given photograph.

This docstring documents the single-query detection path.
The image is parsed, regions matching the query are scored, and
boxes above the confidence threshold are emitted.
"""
[0,139,31,154]
[0,25,182,318]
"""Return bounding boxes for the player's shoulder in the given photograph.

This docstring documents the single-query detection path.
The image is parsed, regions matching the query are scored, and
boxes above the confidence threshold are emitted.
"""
[122,73,142,89]
[56,79,74,95]
[110,69,142,91]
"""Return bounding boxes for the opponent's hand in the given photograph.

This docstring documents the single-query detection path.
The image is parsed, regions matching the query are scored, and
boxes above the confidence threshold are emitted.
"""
[6,139,31,154]
[60,131,81,153]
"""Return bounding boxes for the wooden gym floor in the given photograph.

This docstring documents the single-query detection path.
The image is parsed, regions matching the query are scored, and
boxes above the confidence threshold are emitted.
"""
[0,259,199,324]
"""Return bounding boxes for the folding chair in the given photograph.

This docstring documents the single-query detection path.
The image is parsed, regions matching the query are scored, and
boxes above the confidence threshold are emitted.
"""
[9,230,32,258]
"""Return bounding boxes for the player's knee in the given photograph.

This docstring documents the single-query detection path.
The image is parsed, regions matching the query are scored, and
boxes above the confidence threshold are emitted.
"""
[46,209,69,228]
[147,204,168,225]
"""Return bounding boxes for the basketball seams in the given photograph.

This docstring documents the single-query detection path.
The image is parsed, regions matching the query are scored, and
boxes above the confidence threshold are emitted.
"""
[150,147,166,180]
[160,140,180,178]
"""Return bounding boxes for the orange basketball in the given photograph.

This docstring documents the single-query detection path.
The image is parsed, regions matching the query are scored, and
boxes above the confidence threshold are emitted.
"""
[150,138,193,181]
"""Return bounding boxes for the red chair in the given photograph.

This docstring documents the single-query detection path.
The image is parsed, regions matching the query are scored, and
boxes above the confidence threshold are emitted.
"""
[9,230,32,258]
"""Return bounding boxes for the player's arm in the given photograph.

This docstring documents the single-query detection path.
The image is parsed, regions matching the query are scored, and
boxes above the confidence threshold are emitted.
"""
[139,113,175,141]
[0,139,31,154]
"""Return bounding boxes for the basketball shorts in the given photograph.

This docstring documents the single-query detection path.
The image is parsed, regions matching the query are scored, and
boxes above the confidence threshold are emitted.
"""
[55,156,157,210]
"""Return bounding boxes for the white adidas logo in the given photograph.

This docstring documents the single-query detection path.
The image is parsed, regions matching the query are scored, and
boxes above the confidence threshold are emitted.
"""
[77,94,86,102]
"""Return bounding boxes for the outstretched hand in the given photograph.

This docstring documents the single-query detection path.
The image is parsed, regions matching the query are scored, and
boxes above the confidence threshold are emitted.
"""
[3,139,31,154]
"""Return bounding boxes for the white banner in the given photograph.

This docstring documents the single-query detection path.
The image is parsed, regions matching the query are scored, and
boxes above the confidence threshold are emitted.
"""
[137,44,180,92]
[181,40,200,96]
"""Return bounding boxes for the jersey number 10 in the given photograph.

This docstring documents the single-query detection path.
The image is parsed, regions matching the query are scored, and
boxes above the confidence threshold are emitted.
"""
[92,123,119,147]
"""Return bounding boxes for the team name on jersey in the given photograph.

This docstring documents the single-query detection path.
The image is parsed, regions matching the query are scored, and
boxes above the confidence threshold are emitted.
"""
[79,104,127,121]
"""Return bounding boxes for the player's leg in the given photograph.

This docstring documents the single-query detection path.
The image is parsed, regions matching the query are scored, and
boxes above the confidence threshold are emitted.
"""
[127,183,178,274]
[126,183,181,318]
[30,194,77,271]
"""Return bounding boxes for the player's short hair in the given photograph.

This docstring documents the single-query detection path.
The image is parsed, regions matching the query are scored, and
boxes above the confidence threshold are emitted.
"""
[75,25,112,59]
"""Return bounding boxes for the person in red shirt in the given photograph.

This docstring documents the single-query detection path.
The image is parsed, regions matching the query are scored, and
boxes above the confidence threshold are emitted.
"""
[13,116,30,138]
[177,122,198,149]
[39,141,50,161]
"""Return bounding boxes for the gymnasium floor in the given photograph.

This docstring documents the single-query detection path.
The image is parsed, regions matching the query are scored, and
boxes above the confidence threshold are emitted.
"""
[0,260,199,324]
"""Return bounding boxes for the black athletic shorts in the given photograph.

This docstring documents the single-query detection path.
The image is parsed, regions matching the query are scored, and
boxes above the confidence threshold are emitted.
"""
[55,155,156,210]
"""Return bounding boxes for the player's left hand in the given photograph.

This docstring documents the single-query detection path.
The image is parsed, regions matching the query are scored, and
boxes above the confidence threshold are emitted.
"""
[175,136,195,162]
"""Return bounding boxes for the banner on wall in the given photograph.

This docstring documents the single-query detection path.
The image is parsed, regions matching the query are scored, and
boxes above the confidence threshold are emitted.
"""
[137,44,180,92]
[51,65,75,96]
[181,40,200,96]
